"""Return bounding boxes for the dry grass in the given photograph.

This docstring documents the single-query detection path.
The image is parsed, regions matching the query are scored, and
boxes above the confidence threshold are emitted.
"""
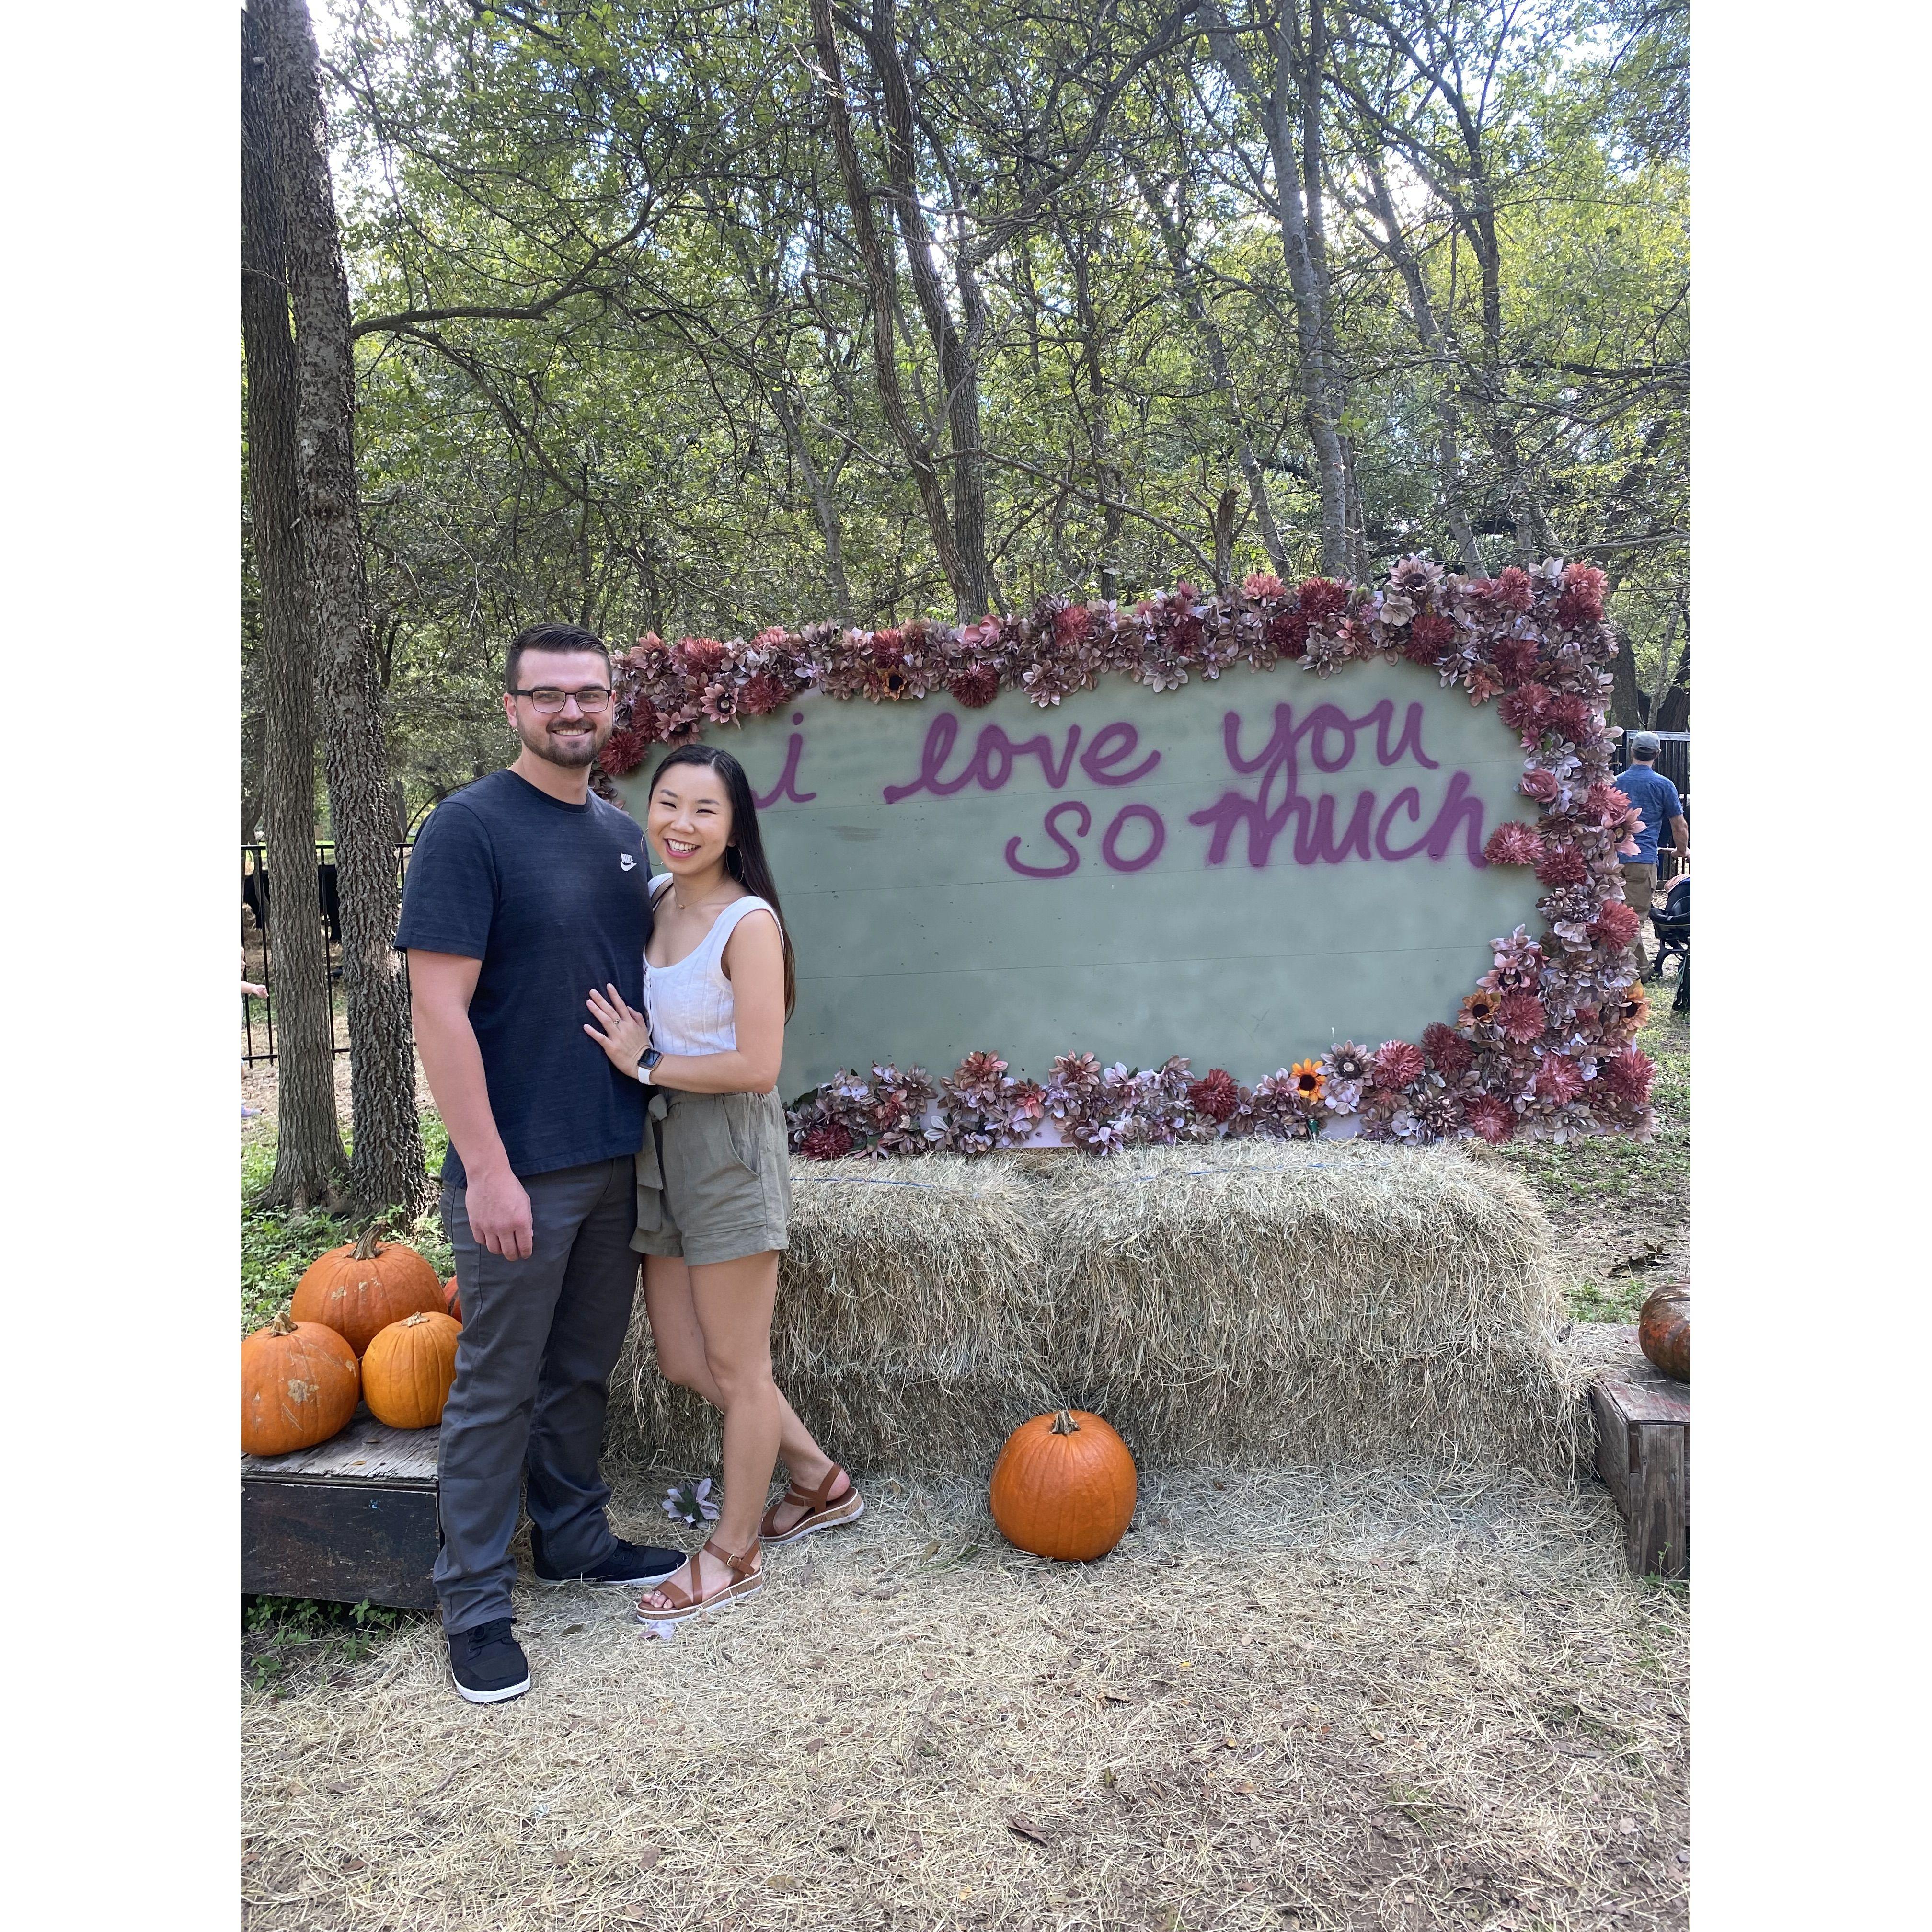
[242,1467,1688,1931]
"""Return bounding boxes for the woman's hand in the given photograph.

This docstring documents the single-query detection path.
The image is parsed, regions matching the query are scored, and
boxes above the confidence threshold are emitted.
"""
[584,983,653,1076]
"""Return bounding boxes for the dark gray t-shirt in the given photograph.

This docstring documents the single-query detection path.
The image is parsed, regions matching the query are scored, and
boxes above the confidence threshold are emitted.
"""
[394,769,654,1185]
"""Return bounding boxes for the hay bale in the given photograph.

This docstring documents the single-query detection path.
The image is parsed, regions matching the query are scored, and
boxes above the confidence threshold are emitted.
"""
[1041,1141,1577,1479]
[610,1155,1056,1476]
[606,1140,1577,1484]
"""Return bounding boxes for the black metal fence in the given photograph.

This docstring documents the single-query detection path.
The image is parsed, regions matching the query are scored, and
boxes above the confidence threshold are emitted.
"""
[242,841,414,1066]
[1637,733,1690,882]
[1649,731,1690,803]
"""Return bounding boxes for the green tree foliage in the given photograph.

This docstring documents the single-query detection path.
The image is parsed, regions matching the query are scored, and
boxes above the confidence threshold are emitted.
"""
[249,0,1687,812]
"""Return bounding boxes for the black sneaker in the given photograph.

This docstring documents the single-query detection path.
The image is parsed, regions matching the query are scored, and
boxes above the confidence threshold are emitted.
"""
[449,1619,530,1704]
[531,1532,684,1588]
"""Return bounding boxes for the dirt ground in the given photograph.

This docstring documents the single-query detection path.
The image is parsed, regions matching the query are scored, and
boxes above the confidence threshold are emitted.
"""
[242,1469,1688,1932]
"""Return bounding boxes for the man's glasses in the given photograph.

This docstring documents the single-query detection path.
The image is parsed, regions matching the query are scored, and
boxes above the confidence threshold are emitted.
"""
[510,686,612,713]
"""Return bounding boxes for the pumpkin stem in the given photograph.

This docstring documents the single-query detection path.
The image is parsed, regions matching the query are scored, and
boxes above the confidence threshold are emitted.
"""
[402,1312,430,1326]
[1050,1409,1080,1436]
[350,1223,387,1262]
[269,1311,297,1336]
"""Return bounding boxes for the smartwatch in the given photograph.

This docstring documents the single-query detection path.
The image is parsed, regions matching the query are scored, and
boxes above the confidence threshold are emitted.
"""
[636,1046,664,1084]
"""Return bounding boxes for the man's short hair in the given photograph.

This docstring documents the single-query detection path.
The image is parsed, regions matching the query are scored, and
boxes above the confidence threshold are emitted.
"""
[505,622,611,694]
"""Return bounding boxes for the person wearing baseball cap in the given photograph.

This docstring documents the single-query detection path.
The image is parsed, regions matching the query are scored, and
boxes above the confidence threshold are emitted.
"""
[1616,730,1689,970]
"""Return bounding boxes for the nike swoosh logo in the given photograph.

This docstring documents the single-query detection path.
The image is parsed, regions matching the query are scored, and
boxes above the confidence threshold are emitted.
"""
[620,853,636,870]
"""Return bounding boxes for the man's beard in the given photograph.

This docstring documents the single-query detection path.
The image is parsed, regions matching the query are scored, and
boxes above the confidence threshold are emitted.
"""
[519,716,608,769]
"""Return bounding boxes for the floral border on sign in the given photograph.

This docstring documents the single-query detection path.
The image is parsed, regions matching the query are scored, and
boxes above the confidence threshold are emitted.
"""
[598,557,1657,1151]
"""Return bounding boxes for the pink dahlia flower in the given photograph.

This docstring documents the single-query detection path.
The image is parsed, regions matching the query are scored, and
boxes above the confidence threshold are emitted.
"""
[1484,822,1545,868]
[1371,1039,1426,1089]
[1534,843,1588,889]
[1495,566,1535,614]
[800,1122,854,1161]
[1495,989,1547,1044]
[1492,635,1541,684]
[948,667,1000,709]
[1187,1068,1242,1122]
[1296,577,1351,621]
[1603,1046,1656,1106]
[1423,1022,1474,1080]
[676,635,727,676]
[1534,1054,1586,1104]
[1588,899,1643,950]
[597,724,650,778]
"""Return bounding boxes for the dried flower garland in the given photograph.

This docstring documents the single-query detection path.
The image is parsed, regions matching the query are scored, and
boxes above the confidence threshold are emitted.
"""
[601,555,1657,1150]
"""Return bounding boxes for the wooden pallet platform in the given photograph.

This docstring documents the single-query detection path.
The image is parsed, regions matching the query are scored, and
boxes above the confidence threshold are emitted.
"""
[1587,1325,1690,1580]
[243,1409,440,1609]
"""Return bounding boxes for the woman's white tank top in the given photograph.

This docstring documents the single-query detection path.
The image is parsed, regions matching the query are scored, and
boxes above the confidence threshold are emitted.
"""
[643,875,778,1056]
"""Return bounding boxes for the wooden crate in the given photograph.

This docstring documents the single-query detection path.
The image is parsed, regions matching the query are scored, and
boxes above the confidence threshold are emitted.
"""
[1588,1328,1690,1580]
[243,1410,440,1609]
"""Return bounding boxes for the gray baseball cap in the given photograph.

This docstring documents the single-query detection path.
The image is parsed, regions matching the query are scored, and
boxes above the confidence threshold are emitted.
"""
[1629,730,1661,754]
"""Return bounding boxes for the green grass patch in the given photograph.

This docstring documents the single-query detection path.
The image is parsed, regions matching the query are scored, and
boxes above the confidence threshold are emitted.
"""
[241,1116,453,1334]
[242,1595,427,1695]
[1497,1001,1689,1213]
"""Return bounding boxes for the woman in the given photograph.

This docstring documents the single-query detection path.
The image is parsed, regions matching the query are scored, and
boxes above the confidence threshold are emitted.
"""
[584,743,862,1623]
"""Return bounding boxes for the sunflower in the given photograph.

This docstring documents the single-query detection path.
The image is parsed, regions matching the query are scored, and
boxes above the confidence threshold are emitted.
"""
[1607,981,1651,1032]
[1289,1058,1326,1105]
[1460,989,1501,1032]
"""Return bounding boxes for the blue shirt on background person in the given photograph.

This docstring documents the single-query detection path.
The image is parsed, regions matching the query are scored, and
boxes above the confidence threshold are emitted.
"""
[1616,758,1683,865]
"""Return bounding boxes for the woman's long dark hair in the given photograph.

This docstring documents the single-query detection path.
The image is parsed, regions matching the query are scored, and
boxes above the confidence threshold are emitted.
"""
[647,742,797,1018]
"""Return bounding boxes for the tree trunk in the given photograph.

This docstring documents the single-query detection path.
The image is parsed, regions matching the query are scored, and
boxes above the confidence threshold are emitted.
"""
[1135,169,1285,574]
[771,386,855,624]
[1653,603,1690,732]
[1355,152,1482,569]
[1202,0,1349,575]
[265,0,425,1217]
[1341,434,1371,580]
[862,0,994,617]
[1608,617,1645,731]
[1210,485,1241,590]
[1060,216,1127,600]
[243,3,345,1212]
[807,0,972,615]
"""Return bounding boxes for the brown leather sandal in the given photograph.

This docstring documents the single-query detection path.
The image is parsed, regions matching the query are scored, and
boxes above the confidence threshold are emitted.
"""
[760,1463,866,1547]
[633,1536,764,1625]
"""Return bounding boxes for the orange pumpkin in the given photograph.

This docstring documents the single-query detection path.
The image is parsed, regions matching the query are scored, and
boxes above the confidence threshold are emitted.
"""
[443,1276,462,1324]
[989,1409,1137,1562]
[242,1313,360,1456]
[1639,1284,1690,1383]
[291,1226,444,1356]
[363,1311,461,1429]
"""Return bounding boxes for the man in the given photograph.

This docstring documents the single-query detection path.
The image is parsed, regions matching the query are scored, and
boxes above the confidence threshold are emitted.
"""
[1615,729,1690,971]
[396,621,681,1703]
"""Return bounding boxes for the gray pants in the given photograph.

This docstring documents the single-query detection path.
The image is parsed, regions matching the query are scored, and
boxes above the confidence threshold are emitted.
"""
[435,1156,638,1633]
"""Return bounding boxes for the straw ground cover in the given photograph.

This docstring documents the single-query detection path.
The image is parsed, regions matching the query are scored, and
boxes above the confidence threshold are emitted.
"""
[243,1469,1687,1932]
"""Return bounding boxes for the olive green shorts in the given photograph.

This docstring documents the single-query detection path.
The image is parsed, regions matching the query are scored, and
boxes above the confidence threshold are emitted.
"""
[630,1088,793,1268]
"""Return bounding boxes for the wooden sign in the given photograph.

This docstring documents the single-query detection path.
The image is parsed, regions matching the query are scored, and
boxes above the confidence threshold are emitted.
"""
[619,656,1543,1098]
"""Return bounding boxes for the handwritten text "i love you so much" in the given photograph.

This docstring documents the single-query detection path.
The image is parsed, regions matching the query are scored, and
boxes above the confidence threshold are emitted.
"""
[755,697,1495,881]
